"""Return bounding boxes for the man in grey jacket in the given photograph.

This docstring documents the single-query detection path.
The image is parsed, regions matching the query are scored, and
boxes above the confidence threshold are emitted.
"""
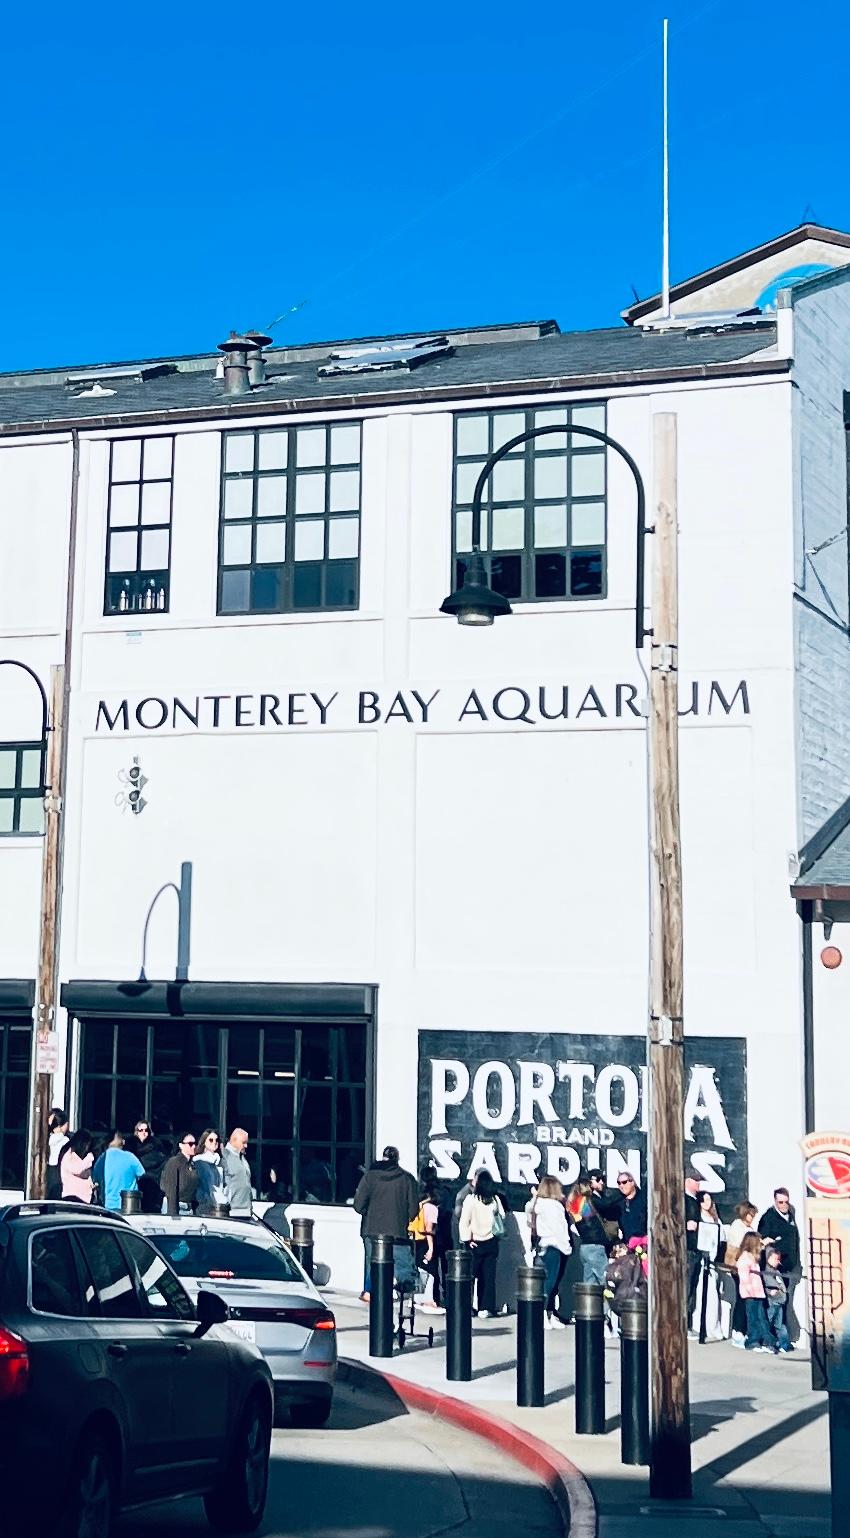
[221,1127,253,1216]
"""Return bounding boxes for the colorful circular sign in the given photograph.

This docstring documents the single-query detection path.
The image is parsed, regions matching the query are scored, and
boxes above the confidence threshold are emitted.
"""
[804,1149,850,1197]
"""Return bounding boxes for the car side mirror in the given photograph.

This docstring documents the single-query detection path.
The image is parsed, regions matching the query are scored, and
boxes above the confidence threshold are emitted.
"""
[313,1262,331,1288]
[195,1288,228,1337]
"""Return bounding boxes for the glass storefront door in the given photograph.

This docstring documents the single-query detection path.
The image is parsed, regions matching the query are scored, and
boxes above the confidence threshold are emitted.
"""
[0,1016,32,1191]
[76,1015,370,1205]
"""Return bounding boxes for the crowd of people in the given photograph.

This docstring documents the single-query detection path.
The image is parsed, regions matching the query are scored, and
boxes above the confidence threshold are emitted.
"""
[46,1108,257,1218]
[351,1142,802,1355]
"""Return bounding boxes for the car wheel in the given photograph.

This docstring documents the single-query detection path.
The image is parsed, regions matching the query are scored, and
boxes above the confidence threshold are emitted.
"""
[288,1395,332,1429]
[203,1393,271,1534]
[61,1430,118,1538]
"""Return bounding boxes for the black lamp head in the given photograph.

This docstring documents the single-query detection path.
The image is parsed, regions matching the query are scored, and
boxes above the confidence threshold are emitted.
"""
[440,551,513,627]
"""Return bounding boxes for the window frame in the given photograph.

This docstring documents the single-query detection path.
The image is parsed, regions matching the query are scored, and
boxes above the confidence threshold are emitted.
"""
[71,1224,147,1320]
[217,422,362,617]
[103,435,175,617]
[28,1226,89,1319]
[0,1016,33,1188]
[117,1228,196,1320]
[451,402,608,605]
[0,741,44,837]
[77,1016,372,1208]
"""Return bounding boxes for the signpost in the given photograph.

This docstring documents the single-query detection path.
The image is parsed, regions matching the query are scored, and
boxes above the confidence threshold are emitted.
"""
[801,1131,850,1538]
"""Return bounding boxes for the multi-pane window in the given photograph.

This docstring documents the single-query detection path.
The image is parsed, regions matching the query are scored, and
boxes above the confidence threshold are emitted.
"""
[78,1017,370,1205]
[104,436,174,615]
[0,1018,32,1190]
[218,423,361,615]
[452,403,607,603]
[0,744,44,835]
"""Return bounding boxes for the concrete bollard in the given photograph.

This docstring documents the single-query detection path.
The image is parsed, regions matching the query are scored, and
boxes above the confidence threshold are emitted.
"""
[446,1248,473,1382]
[619,1298,649,1466]
[573,1282,606,1434]
[369,1236,394,1358]
[516,1264,545,1407]
[291,1216,314,1278]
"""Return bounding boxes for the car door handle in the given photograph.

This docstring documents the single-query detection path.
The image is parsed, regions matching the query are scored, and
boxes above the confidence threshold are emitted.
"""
[173,1342,192,1356]
[107,1343,128,1358]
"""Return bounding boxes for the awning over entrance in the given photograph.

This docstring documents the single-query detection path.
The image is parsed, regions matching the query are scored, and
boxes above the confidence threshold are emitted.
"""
[61,979,375,1019]
[0,979,34,1011]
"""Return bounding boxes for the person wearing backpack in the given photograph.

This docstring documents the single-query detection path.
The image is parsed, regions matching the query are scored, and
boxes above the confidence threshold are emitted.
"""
[527,1176,572,1328]
[459,1169,505,1318]
[410,1169,447,1313]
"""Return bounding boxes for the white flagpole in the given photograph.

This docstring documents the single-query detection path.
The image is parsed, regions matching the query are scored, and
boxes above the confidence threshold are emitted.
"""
[662,18,670,318]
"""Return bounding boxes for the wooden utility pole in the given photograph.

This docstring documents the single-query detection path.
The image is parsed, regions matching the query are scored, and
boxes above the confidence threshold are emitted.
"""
[29,664,64,1200]
[647,414,692,1499]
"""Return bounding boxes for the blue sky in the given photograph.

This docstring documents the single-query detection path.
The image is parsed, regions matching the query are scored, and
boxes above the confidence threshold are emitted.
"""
[5,1,849,369]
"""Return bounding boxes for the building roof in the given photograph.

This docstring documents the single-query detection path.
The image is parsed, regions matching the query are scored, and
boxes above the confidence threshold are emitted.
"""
[792,794,850,900]
[0,320,782,435]
[622,223,850,325]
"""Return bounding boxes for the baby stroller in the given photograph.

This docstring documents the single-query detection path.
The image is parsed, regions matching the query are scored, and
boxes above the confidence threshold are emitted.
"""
[393,1236,435,1350]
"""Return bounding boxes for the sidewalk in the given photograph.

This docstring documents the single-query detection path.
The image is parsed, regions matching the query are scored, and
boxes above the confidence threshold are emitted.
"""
[328,1292,830,1538]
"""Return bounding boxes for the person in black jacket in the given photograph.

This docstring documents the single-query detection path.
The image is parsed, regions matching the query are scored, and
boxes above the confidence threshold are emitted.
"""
[160,1132,200,1217]
[684,1174,702,1322]
[127,1120,168,1213]
[597,1169,648,1242]
[758,1186,801,1341]
[353,1146,419,1300]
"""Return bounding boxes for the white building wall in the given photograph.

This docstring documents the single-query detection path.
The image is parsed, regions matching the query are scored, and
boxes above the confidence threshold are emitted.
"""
[43,377,800,1230]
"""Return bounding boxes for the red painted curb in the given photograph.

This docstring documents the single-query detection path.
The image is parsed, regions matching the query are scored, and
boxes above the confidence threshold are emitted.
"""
[340,1358,597,1537]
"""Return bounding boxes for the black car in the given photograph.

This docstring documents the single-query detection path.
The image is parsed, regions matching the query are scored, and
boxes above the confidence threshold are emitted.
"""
[0,1201,274,1538]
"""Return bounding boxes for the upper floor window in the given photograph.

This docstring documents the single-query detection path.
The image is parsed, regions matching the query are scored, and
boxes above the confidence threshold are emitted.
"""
[452,403,607,603]
[218,423,361,615]
[104,437,174,616]
[0,744,44,835]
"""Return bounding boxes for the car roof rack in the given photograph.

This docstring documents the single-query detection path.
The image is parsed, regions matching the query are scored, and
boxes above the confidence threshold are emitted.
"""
[0,1202,128,1224]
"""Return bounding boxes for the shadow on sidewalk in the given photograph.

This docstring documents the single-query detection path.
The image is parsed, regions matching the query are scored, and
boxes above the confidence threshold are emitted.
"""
[696,1397,828,1486]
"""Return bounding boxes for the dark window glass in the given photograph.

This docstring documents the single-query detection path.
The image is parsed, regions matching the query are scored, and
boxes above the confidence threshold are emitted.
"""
[228,1027,260,1077]
[261,1083,294,1140]
[570,549,604,596]
[148,1229,302,1284]
[225,1084,260,1142]
[299,1084,333,1142]
[104,436,174,616]
[116,1023,147,1078]
[121,1232,195,1319]
[535,551,567,598]
[336,1086,366,1144]
[336,1026,366,1084]
[299,1149,333,1203]
[31,1230,85,1317]
[301,1027,333,1082]
[260,1145,293,1198]
[115,1080,144,1141]
[75,1228,144,1319]
[335,1148,362,1204]
[0,744,44,837]
[83,1023,115,1077]
[218,423,361,616]
[264,1026,295,1076]
[452,404,607,605]
[86,1079,114,1141]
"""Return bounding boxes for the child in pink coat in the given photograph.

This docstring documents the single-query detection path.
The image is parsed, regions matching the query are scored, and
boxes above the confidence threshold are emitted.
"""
[736,1233,775,1353]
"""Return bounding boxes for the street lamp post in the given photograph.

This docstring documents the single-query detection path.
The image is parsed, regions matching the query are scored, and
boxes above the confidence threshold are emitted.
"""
[122,861,193,988]
[0,658,59,1204]
[439,416,691,1499]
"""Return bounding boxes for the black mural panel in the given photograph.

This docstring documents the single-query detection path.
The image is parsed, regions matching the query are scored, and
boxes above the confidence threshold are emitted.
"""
[418,1031,748,1218]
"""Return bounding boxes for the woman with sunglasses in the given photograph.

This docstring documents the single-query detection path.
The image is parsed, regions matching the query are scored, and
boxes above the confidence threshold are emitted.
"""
[195,1128,227,1215]
[160,1132,200,1216]
[127,1119,169,1213]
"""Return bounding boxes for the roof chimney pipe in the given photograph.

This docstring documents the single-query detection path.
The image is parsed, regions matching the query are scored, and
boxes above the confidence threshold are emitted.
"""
[245,331,273,387]
[217,332,256,395]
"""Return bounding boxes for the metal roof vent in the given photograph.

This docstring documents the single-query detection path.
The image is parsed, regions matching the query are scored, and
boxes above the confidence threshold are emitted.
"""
[245,331,273,387]
[318,335,452,378]
[217,332,257,395]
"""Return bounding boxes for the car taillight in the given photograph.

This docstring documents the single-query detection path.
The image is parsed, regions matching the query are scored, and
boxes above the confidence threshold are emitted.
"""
[314,1311,335,1331]
[0,1325,29,1400]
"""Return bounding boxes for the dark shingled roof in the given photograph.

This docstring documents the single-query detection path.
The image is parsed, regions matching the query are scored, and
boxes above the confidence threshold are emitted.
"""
[793,794,850,898]
[0,321,781,432]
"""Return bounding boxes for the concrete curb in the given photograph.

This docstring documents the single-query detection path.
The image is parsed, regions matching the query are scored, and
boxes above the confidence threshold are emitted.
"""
[339,1357,597,1538]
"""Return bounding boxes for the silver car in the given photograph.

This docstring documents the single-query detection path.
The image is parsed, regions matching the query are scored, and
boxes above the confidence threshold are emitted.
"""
[131,1214,336,1427]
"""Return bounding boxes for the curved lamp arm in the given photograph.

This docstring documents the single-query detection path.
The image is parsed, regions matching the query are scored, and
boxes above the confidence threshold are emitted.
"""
[138,862,192,982]
[467,422,651,650]
[0,658,50,792]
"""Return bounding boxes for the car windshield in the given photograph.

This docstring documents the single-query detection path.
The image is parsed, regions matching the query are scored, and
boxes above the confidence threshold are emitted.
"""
[145,1228,304,1283]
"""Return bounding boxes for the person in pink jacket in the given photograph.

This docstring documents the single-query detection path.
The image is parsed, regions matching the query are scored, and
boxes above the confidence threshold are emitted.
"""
[736,1233,775,1353]
[60,1129,94,1203]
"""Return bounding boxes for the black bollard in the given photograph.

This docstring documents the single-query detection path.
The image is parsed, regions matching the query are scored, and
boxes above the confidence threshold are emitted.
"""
[619,1298,649,1466]
[120,1189,141,1216]
[516,1264,545,1407]
[446,1248,473,1382]
[573,1282,606,1434]
[369,1236,394,1358]
[291,1216,314,1279]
